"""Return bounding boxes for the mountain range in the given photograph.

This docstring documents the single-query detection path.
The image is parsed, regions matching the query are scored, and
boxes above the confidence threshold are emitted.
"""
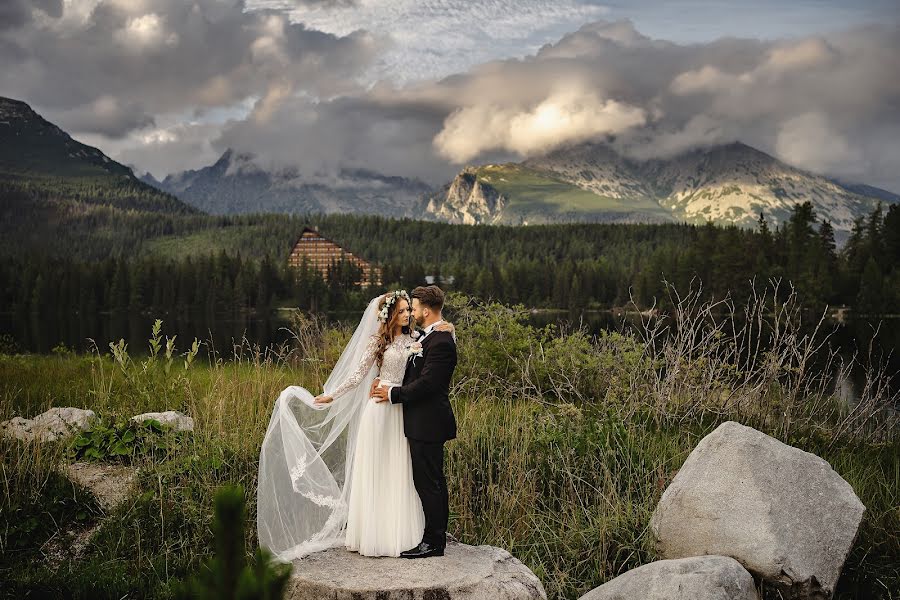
[152,140,896,234]
[426,142,897,231]
[2,95,896,234]
[141,149,431,218]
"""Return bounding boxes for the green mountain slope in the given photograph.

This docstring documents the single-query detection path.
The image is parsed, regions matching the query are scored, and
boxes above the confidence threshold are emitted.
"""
[0,96,197,215]
[476,163,671,221]
[425,163,672,225]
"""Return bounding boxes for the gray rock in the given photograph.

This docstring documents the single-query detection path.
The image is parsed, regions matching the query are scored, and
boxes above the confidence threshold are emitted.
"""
[0,416,34,441]
[1,407,97,442]
[287,539,546,600]
[579,555,758,600]
[650,421,865,599]
[131,410,194,431]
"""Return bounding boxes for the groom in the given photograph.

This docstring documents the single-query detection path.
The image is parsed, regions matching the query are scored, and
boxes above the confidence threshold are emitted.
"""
[371,285,457,559]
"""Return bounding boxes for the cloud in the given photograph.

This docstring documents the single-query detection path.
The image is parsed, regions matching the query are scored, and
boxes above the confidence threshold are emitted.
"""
[87,120,227,180]
[52,95,156,138]
[0,0,63,30]
[434,87,646,162]
[3,6,898,193]
[775,112,864,177]
[249,0,611,83]
[0,0,384,137]
[163,19,900,191]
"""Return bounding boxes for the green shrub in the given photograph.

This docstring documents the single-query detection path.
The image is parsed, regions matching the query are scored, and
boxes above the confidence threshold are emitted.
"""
[175,485,291,600]
[66,417,188,463]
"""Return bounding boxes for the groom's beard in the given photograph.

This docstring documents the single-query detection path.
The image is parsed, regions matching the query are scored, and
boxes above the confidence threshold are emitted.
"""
[414,314,425,327]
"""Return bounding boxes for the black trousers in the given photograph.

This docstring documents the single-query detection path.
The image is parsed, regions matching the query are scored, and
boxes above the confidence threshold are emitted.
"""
[408,439,449,548]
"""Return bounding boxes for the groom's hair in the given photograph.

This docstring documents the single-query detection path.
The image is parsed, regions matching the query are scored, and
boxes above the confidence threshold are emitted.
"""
[411,285,444,311]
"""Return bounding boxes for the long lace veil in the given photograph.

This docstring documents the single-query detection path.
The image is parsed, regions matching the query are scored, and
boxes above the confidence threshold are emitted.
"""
[257,295,381,562]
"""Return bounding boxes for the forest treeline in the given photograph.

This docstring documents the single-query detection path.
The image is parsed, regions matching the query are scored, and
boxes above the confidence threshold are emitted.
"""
[1,200,898,316]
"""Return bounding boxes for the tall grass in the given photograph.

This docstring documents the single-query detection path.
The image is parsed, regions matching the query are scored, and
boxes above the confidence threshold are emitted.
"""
[0,281,897,599]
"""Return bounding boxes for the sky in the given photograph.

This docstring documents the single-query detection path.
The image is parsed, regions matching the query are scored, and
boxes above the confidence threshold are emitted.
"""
[1,0,899,192]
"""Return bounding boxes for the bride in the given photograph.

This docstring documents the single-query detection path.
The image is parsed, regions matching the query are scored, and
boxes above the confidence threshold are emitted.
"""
[257,291,454,560]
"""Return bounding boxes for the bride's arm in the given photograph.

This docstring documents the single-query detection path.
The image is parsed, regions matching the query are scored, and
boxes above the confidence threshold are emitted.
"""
[314,335,379,404]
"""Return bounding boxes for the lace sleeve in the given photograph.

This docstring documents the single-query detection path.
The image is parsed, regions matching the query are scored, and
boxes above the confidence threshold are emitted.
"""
[330,334,379,400]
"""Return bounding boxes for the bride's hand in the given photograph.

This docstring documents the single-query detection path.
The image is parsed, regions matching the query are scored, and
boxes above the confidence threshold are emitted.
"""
[313,394,334,405]
[435,322,455,334]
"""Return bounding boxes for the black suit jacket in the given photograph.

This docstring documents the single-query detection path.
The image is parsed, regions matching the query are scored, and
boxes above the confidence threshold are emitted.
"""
[389,330,457,443]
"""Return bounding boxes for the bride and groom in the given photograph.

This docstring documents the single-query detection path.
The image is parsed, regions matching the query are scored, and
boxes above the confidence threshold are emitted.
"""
[257,285,458,561]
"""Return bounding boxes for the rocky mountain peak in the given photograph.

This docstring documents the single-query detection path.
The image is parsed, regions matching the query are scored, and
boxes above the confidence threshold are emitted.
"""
[427,140,895,232]
[426,168,507,225]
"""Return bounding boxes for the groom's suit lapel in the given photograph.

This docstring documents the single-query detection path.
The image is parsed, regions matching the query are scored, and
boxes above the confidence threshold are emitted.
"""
[403,330,436,383]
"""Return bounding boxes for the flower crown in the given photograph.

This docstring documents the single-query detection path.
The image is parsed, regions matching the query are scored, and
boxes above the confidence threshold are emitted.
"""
[378,290,410,323]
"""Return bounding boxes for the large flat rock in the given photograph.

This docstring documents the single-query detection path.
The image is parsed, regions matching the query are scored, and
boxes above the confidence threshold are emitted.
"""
[579,555,758,600]
[288,539,546,600]
[650,421,865,599]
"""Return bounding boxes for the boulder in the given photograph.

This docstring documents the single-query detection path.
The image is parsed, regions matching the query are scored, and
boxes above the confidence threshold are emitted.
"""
[0,417,33,441]
[287,539,546,600]
[1,407,97,442]
[131,410,194,431]
[579,555,758,600]
[650,421,865,599]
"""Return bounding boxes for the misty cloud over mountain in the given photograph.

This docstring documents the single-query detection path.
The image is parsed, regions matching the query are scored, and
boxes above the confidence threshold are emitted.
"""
[1,2,897,193]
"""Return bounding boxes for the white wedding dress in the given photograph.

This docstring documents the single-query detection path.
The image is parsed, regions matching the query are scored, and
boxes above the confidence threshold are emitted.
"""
[256,296,425,562]
[334,333,425,556]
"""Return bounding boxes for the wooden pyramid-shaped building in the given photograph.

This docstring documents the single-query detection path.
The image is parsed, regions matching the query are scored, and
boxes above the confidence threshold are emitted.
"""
[288,227,381,287]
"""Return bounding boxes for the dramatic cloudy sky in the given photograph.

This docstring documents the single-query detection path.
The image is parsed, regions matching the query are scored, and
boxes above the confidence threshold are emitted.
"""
[2,0,899,192]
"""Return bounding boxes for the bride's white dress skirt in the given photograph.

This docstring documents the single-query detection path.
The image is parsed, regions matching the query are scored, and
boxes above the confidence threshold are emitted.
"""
[344,379,425,557]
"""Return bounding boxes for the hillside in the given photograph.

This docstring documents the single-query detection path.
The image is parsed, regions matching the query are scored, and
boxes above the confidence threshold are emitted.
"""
[427,142,895,231]
[426,163,672,225]
[0,96,196,215]
[0,96,203,259]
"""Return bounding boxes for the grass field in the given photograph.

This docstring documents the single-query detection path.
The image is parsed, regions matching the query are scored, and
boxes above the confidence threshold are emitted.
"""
[1,291,898,599]
[476,164,671,219]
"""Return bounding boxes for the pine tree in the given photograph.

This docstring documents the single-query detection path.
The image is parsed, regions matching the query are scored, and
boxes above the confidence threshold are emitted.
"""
[856,257,884,315]
[816,219,838,304]
[109,259,129,313]
[866,203,885,264]
[175,485,291,600]
[883,205,900,265]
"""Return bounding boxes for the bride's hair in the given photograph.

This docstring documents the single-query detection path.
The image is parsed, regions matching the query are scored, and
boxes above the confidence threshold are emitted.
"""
[373,293,410,368]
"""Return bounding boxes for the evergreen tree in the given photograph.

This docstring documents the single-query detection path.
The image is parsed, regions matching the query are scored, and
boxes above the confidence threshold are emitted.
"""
[883,205,900,264]
[176,485,291,600]
[109,260,129,312]
[856,257,884,314]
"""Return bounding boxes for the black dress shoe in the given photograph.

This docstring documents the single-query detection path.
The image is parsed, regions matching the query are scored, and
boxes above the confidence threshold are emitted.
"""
[399,541,445,559]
